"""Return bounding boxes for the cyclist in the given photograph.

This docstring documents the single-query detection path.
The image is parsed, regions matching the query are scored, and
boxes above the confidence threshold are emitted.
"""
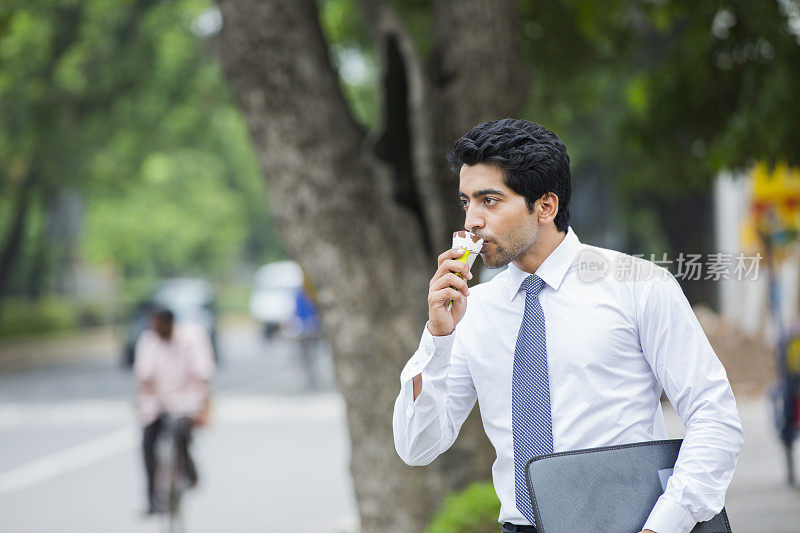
[293,286,321,388]
[133,306,215,514]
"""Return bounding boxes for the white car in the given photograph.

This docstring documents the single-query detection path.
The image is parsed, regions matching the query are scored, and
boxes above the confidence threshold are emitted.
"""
[249,260,304,338]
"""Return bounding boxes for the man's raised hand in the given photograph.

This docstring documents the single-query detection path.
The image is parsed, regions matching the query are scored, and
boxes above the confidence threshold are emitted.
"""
[427,247,473,337]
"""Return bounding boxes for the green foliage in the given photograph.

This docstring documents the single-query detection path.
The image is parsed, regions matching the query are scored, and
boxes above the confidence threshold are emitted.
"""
[424,482,501,533]
[0,294,115,338]
[515,0,800,196]
[320,0,370,46]
[3,0,800,300]
[74,0,277,276]
[319,0,378,127]
[390,0,432,59]
[513,0,800,252]
[83,150,246,277]
[617,0,800,194]
[0,296,78,338]
[0,0,282,302]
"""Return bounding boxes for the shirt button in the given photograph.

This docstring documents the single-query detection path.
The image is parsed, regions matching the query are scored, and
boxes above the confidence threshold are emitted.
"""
[425,348,430,355]
[406,405,414,419]
[434,349,442,358]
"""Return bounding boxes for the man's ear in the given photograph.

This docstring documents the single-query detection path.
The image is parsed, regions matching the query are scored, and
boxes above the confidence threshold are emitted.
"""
[537,192,559,224]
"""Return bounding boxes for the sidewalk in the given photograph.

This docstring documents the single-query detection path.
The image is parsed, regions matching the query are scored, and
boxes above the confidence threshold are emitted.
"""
[663,396,800,533]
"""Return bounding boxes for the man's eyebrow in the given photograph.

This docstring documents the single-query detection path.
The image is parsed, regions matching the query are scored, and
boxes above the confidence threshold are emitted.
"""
[458,188,507,198]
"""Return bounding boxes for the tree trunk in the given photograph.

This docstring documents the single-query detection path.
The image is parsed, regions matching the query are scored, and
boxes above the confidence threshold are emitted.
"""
[0,171,35,303]
[217,1,528,530]
[429,0,529,236]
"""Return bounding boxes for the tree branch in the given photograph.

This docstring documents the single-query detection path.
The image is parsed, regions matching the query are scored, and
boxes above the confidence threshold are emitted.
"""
[360,0,448,255]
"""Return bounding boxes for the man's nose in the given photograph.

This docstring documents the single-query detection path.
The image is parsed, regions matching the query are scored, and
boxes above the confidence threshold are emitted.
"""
[464,207,484,233]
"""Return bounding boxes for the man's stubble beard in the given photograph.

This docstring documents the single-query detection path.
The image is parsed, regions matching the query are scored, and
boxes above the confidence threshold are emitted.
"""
[480,220,539,269]
[481,242,516,269]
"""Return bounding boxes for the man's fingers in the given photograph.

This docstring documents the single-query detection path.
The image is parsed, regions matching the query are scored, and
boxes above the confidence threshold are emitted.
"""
[430,273,469,296]
[428,287,463,307]
[437,247,466,267]
[441,258,472,279]
[432,258,472,282]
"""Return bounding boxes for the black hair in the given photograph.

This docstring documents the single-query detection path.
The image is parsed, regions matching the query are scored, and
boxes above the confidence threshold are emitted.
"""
[150,305,174,323]
[446,118,571,232]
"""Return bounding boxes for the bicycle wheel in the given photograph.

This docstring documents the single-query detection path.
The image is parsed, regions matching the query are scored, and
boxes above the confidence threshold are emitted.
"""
[166,430,184,532]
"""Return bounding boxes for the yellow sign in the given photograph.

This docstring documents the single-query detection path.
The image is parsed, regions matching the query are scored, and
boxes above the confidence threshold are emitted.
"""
[751,161,800,226]
[742,162,800,261]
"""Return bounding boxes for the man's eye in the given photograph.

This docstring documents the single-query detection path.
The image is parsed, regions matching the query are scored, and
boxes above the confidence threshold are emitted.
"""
[484,197,498,206]
[458,199,468,210]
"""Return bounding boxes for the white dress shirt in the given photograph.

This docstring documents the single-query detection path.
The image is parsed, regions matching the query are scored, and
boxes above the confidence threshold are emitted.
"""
[134,323,216,425]
[393,228,743,533]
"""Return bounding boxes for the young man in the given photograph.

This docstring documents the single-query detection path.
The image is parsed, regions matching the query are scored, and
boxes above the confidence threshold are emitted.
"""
[392,119,743,533]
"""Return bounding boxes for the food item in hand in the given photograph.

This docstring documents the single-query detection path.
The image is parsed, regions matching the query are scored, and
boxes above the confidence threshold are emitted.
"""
[446,231,484,310]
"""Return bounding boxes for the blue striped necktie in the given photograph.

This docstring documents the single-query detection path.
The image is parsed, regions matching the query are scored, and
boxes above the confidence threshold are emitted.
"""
[512,274,553,525]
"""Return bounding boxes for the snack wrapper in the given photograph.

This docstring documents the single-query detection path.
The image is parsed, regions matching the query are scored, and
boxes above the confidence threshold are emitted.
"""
[446,231,484,310]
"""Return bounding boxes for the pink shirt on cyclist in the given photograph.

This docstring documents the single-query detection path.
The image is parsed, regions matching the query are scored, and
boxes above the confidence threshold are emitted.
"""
[133,323,215,425]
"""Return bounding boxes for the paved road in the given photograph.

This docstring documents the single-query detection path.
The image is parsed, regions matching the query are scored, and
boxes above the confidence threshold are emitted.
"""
[0,321,358,533]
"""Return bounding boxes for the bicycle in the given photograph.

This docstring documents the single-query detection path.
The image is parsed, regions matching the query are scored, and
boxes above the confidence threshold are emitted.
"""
[153,414,193,533]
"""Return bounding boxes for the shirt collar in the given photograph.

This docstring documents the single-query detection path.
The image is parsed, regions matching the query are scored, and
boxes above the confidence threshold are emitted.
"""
[507,226,581,301]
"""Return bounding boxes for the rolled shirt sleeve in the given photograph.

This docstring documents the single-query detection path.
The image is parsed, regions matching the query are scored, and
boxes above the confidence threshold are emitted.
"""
[638,272,744,533]
[393,324,477,466]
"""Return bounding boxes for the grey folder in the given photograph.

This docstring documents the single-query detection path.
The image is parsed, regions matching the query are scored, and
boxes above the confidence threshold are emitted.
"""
[525,439,732,533]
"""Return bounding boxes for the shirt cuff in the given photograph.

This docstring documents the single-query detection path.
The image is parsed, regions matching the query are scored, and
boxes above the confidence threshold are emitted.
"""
[399,323,456,384]
[642,496,697,533]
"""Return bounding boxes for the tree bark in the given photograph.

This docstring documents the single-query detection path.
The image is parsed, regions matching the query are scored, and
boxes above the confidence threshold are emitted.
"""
[359,0,447,255]
[429,0,529,236]
[0,171,35,302]
[217,1,528,530]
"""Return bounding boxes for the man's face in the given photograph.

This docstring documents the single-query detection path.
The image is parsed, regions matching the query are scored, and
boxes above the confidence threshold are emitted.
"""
[458,163,540,268]
[150,314,173,340]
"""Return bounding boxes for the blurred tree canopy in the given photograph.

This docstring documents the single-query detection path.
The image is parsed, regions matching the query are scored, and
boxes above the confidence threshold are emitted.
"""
[324,0,800,191]
[0,0,281,307]
[318,0,800,304]
[2,0,797,304]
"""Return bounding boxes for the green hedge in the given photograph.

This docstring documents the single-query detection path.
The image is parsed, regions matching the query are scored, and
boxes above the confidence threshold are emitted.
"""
[425,482,501,533]
[0,297,108,339]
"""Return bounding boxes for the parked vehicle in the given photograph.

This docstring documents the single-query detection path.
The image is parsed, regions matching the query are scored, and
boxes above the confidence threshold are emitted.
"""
[249,260,304,339]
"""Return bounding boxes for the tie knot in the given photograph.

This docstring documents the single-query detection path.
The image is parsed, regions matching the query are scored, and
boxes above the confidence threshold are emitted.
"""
[521,275,544,296]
